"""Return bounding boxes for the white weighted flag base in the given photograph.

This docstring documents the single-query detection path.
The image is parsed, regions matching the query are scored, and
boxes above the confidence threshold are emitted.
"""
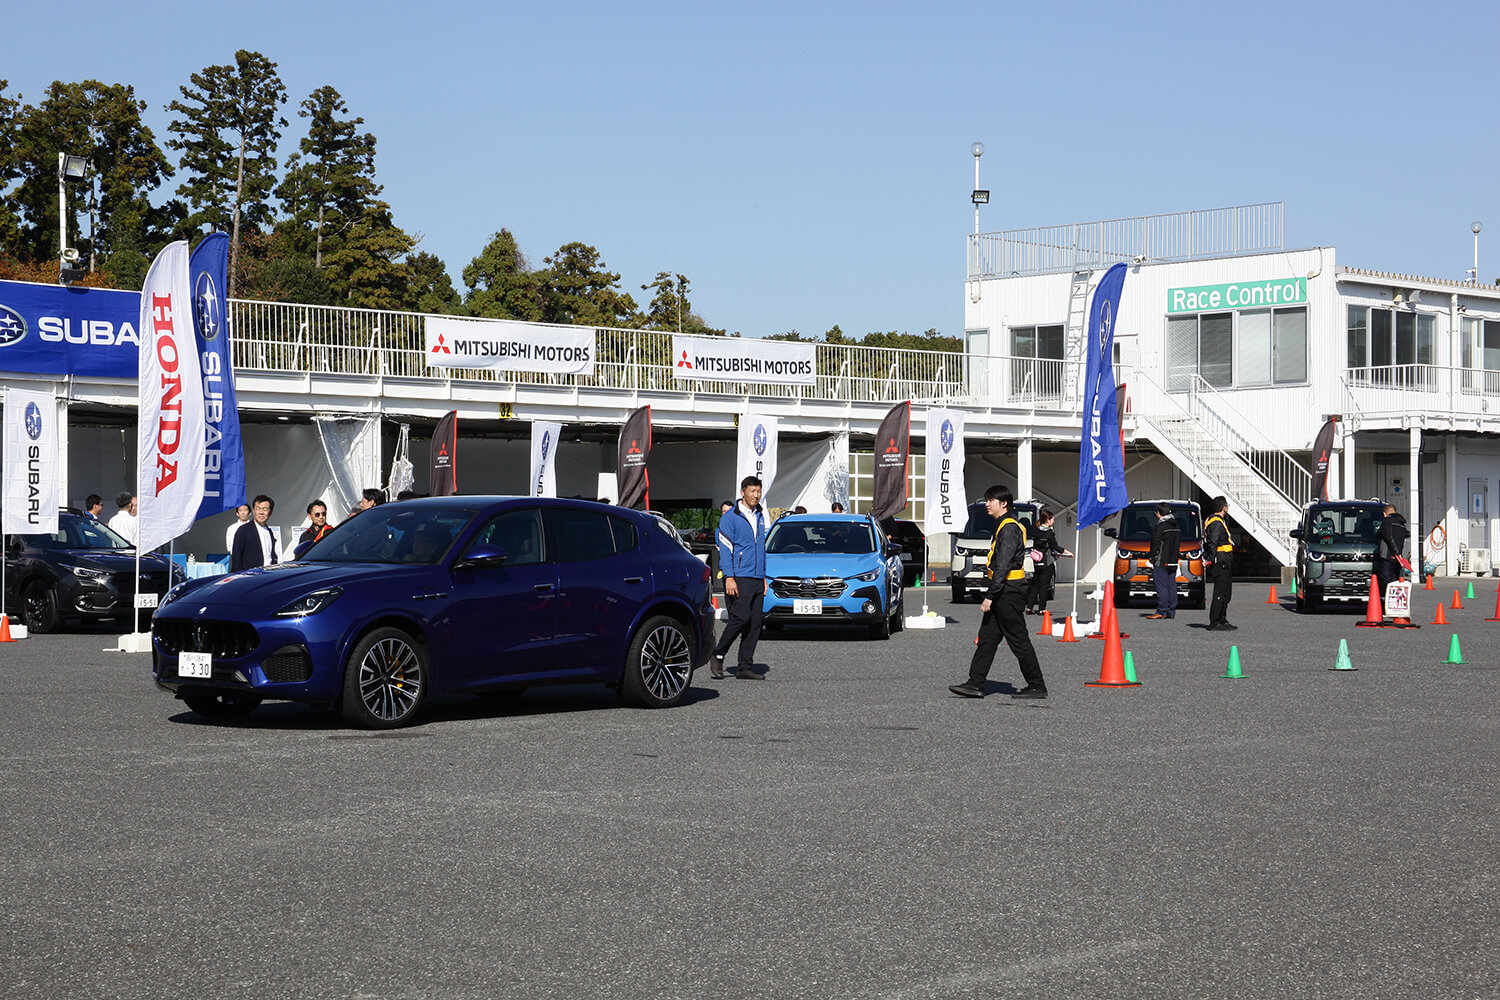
[111,632,152,654]
[904,611,946,629]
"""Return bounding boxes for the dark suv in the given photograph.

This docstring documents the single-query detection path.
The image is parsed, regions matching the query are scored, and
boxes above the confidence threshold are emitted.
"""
[3,512,184,632]
[1289,500,1385,612]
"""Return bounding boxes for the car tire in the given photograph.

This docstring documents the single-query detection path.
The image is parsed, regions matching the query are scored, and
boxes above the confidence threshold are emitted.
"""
[621,615,693,708]
[869,607,892,640]
[1190,587,1206,610]
[180,690,262,719]
[951,581,965,604]
[342,626,428,729]
[890,596,904,633]
[22,582,59,634]
[1300,588,1323,614]
[1113,585,1129,609]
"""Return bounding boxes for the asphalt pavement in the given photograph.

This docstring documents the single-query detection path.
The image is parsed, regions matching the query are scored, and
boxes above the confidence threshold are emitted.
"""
[2,580,1498,1000]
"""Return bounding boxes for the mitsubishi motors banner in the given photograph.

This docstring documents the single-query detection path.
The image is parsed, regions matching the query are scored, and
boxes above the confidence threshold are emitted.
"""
[923,408,965,536]
[430,410,458,496]
[2,388,59,535]
[530,420,562,498]
[617,405,651,509]
[189,232,247,520]
[137,241,207,553]
[736,414,779,499]
[425,316,595,375]
[871,401,911,520]
[1310,416,1339,501]
[1077,262,1129,529]
[672,334,815,386]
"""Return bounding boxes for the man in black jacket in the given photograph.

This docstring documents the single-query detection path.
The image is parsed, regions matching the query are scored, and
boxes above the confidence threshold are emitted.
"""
[1204,496,1236,631]
[230,495,279,572]
[1145,502,1180,620]
[1374,503,1409,615]
[949,486,1047,700]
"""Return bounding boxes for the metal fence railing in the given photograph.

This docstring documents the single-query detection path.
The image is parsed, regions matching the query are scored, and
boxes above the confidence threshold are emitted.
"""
[1344,364,1500,418]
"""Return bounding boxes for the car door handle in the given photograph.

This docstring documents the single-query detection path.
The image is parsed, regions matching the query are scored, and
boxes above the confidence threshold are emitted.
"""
[533,583,556,592]
[623,576,643,584]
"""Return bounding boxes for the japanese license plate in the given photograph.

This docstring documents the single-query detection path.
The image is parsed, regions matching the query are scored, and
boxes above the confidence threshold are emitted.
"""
[135,592,159,609]
[179,651,212,679]
[793,599,822,615]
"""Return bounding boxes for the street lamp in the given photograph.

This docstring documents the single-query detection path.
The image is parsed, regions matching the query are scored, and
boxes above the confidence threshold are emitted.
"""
[1470,221,1483,284]
[57,152,89,284]
[970,141,987,235]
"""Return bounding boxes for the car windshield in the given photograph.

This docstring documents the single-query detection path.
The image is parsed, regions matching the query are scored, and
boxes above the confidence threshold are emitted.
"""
[1307,506,1383,544]
[766,520,878,555]
[302,505,476,564]
[962,503,997,538]
[1117,505,1203,542]
[18,516,132,551]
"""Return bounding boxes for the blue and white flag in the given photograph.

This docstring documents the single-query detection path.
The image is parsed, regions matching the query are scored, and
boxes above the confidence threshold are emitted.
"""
[923,408,965,535]
[2,388,60,535]
[189,233,246,519]
[530,420,562,498]
[1077,262,1130,528]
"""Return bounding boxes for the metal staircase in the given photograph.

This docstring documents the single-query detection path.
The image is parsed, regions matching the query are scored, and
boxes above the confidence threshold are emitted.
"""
[1129,372,1309,566]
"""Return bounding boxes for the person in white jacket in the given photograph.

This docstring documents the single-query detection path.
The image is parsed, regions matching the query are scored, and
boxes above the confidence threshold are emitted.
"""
[108,493,137,546]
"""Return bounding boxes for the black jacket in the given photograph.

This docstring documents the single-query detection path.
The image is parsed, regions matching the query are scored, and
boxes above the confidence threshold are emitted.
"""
[985,518,1028,598]
[1149,515,1180,569]
[1032,525,1065,567]
[1377,512,1409,563]
[230,521,278,573]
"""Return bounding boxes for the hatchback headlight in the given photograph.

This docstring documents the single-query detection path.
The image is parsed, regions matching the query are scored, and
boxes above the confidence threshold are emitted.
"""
[1116,547,1128,561]
[1186,548,1202,560]
[1307,550,1326,562]
[274,587,343,617]
[851,568,882,582]
[68,564,108,581]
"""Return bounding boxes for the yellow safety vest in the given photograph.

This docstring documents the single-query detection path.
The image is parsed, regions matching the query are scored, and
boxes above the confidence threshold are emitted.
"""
[1206,514,1234,552]
[986,517,1029,581]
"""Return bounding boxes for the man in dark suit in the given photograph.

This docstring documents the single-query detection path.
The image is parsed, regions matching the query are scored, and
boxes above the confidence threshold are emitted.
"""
[230,494,279,572]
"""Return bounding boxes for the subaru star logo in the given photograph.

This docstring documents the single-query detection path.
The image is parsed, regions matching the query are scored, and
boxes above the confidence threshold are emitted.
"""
[1098,301,1114,361]
[24,402,42,440]
[939,419,954,454]
[194,272,221,341]
[0,304,26,347]
[753,424,767,456]
[540,430,552,461]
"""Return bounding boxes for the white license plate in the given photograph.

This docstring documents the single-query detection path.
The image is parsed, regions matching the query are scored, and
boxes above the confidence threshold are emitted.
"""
[792,599,823,615]
[179,651,212,678]
[135,593,159,609]
[900,553,913,561]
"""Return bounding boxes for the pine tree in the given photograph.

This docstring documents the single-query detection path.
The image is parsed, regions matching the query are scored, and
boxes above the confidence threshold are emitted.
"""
[539,242,637,327]
[463,229,543,320]
[274,86,380,269]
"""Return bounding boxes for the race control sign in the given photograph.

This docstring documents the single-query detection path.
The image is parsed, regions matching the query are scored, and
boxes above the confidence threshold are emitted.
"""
[671,335,815,386]
[425,316,595,375]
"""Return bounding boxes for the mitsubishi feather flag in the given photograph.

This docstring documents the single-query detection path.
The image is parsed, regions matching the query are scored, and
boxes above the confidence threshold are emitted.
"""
[1077,263,1129,528]
[1310,416,1339,500]
[871,401,911,520]
[923,407,965,535]
[431,410,458,496]
[736,414,778,499]
[2,388,60,535]
[137,241,206,553]
[530,420,562,497]
[618,405,651,509]
[189,232,247,520]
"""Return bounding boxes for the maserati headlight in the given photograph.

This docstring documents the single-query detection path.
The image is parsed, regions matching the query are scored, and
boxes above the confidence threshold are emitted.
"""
[170,562,187,583]
[274,587,343,617]
[851,568,882,582]
[161,581,191,607]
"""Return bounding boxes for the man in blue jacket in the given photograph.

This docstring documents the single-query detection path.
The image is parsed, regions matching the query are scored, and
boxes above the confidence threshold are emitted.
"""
[713,476,767,680]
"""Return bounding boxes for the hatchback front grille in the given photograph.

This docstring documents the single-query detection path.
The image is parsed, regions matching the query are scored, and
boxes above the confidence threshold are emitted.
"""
[770,576,847,600]
[154,619,259,658]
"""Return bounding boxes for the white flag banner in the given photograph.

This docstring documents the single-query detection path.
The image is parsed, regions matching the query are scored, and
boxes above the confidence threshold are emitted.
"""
[923,408,966,535]
[672,335,816,386]
[530,421,563,498]
[425,316,595,375]
[736,414,779,500]
[2,388,59,535]
[137,241,206,552]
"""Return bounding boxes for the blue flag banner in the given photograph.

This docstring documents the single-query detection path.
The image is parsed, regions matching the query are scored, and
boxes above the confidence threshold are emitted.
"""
[1077,262,1130,528]
[0,279,141,376]
[189,233,247,518]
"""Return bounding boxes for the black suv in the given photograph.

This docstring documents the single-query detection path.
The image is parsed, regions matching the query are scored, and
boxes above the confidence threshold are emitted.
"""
[3,512,184,632]
[1289,500,1386,612]
[880,518,928,586]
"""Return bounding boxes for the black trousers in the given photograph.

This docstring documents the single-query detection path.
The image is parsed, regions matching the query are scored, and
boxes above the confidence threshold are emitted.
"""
[968,583,1045,691]
[714,577,764,668]
[1208,560,1233,625]
[1152,566,1179,616]
[1374,559,1398,614]
[1026,564,1055,612]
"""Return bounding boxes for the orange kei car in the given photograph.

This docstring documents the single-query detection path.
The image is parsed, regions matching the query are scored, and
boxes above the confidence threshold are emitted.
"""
[1102,500,1207,608]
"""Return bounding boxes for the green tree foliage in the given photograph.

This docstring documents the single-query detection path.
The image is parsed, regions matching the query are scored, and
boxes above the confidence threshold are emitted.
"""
[166,50,287,295]
[321,207,417,311]
[405,251,464,315]
[640,270,722,335]
[274,86,380,268]
[463,229,543,320]
[237,230,336,306]
[6,80,172,269]
[0,81,24,254]
[540,242,637,327]
[861,328,962,352]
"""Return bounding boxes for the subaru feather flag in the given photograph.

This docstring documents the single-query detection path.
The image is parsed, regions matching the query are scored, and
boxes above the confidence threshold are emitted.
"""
[530,421,562,497]
[1077,262,1129,528]
[618,406,651,509]
[871,401,911,521]
[923,408,965,535]
[189,233,247,520]
[736,414,778,501]
[137,241,207,552]
[2,388,60,535]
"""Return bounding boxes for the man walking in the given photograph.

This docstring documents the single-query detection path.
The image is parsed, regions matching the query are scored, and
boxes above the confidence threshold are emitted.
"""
[1204,496,1236,631]
[1145,502,1180,620]
[713,476,767,680]
[230,495,279,572]
[949,486,1047,699]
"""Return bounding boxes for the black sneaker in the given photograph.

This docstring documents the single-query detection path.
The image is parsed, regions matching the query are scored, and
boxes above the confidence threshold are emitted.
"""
[1011,687,1048,700]
[1218,622,1238,631]
[948,681,985,698]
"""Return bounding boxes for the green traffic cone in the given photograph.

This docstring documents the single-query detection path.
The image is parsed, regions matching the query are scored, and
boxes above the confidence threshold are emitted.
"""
[1220,645,1244,679]
[1122,650,1137,684]
[1465,581,1476,601]
[1330,638,1356,671]
[1446,634,1464,664]
[1290,577,1298,596]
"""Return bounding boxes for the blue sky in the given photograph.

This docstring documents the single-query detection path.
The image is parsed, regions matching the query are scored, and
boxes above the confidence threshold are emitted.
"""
[6,0,1498,338]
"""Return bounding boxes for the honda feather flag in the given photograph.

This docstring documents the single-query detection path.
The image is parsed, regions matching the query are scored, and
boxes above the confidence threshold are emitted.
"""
[1310,416,1339,500]
[871,401,911,521]
[2,388,59,535]
[923,408,965,535]
[137,241,206,552]
[530,420,562,497]
[618,406,651,509]
[1077,263,1129,528]
[736,414,779,499]
[189,233,247,520]
[431,410,458,496]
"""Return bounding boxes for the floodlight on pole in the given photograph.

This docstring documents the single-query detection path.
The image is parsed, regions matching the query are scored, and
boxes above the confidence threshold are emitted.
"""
[57,151,90,284]
[970,141,985,235]
[1472,221,1483,285]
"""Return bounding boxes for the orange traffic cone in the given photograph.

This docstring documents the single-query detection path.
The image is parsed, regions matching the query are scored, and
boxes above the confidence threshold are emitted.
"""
[1355,574,1385,628]
[1266,585,1279,604]
[1091,582,1129,640]
[0,614,12,642]
[1452,589,1463,611]
[1432,602,1447,625]
[1085,597,1140,688]
[1058,615,1080,642]
[1424,574,1435,591]
[1035,610,1053,637]
[1487,583,1500,623]
[929,570,937,584]
[711,593,719,611]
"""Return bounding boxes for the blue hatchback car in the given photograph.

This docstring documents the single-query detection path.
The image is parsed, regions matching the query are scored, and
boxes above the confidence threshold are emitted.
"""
[762,513,904,639]
[151,497,714,727]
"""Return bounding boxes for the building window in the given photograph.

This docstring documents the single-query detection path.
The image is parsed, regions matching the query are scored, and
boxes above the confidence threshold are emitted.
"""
[1461,316,1500,393]
[1008,324,1064,398]
[1346,306,1437,387]
[1164,307,1306,391]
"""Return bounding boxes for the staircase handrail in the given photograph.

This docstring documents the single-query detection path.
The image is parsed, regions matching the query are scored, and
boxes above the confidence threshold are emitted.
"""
[1187,374,1311,509]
